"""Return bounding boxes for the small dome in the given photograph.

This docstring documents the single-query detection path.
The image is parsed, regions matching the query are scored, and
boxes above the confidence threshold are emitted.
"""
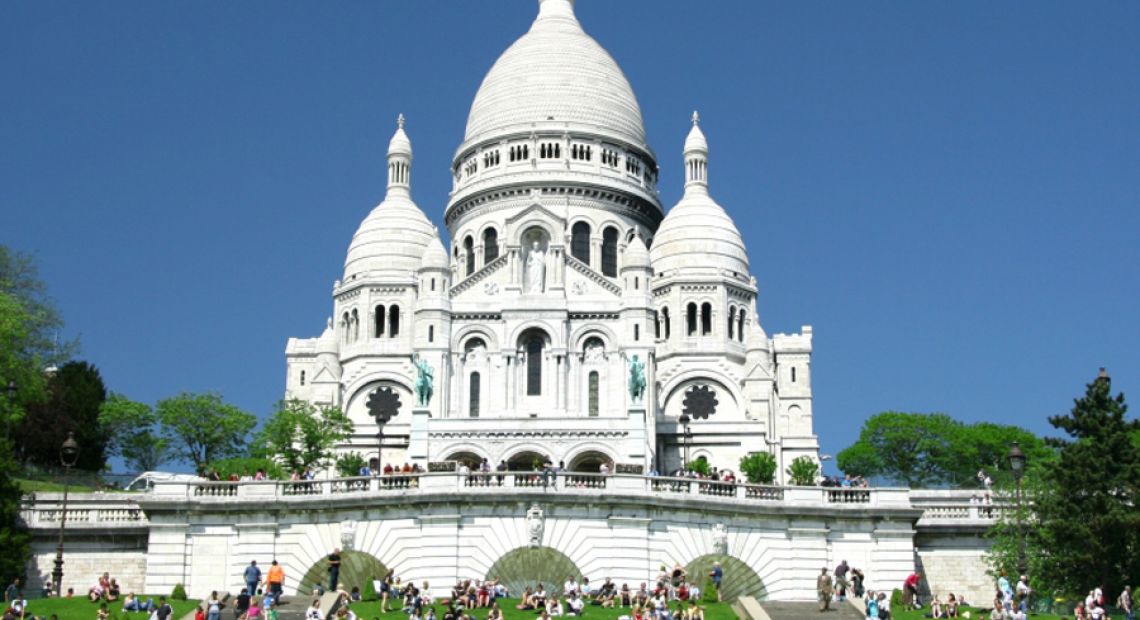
[622,230,650,269]
[316,318,338,355]
[389,114,412,157]
[420,230,450,272]
[462,0,646,147]
[650,114,749,277]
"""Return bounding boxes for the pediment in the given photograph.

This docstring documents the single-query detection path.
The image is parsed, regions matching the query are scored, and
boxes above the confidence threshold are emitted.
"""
[505,201,566,242]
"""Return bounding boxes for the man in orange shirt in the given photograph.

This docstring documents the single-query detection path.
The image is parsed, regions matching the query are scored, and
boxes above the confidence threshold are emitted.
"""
[266,560,285,604]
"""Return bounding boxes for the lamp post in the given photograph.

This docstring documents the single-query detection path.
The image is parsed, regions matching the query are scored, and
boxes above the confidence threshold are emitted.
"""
[1007,441,1027,578]
[52,432,80,597]
[679,413,691,467]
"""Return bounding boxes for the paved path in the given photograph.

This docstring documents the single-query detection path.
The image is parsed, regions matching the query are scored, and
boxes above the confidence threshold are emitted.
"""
[758,601,866,620]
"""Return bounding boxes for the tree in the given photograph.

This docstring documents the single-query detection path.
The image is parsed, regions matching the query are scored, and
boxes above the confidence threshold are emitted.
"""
[15,361,108,472]
[786,456,819,486]
[1028,370,1139,597]
[739,452,778,484]
[0,440,30,585]
[156,393,257,473]
[253,399,353,474]
[99,394,171,472]
[335,452,367,478]
[836,411,1053,488]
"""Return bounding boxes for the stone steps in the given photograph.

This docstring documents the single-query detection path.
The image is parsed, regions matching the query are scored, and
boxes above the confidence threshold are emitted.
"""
[758,600,865,620]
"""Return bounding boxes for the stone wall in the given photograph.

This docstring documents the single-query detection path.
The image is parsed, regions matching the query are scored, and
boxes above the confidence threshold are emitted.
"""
[914,534,993,606]
[26,535,148,597]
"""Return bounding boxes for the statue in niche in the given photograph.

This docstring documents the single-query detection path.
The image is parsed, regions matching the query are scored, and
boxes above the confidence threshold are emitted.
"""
[525,240,546,293]
[412,354,434,406]
[627,354,646,403]
[712,523,728,554]
[526,504,544,547]
[340,520,358,551]
[585,341,605,363]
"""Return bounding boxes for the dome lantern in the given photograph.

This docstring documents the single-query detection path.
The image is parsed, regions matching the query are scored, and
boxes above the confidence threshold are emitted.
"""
[684,111,709,192]
[387,114,412,194]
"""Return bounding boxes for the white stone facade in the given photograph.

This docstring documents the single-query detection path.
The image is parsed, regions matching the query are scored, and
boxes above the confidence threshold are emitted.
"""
[284,0,819,482]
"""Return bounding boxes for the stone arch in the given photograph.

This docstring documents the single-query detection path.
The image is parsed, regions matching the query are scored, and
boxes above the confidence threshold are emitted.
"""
[565,446,616,472]
[485,547,582,601]
[452,325,499,354]
[297,550,389,599]
[660,371,742,415]
[504,447,551,471]
[683,553,767,603]
[443,450,485,470]
[569,323,618,350]
[507,320,557,350]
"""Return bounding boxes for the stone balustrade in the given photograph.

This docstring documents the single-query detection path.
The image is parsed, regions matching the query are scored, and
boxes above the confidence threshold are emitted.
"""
[20,478,1001,530]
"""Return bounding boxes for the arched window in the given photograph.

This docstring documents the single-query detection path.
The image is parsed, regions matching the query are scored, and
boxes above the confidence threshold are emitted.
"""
[374,306,386,337]
[526,334,543,396]
[662,307,671,339]
[428,325,434,343]
[483,228,499,263]
[634,324,640,341]
[464,236,475,276]
[300,370,306,386]
[388,305,400,337]
[351,309,359,342]
[601,226,619,277]
[654,311,661,339]
[687,303,697,336]
[791,367,797,383]
[571,222,591,265]
[738,309,746,342]
[588,371,599,417]
[342,312,350,343]
[728,307,736,339]
[470,372,481,417]
[701,302,712,335]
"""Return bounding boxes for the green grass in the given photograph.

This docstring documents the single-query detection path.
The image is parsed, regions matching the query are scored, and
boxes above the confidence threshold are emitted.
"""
[891,604,1069,620]
[20,596,200,620]
[349,598,739,620]
[17,478,98,493]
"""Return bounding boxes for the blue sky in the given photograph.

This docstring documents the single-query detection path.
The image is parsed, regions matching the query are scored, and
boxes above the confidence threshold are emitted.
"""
[3,1,1137,474]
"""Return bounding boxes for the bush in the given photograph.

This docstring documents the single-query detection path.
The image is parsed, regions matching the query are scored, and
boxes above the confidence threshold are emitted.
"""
[171,583,188,601]
[205,457,285,480]
[336,452,367,478]
[785,456,819,486]
[686,459,711,476]
[890,588,904,610]
[362,576,378,602]
[703,578,718,603]
[739,452,777,484]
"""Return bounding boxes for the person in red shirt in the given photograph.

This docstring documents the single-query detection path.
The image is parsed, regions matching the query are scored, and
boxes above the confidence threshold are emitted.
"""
[903,572,921,610]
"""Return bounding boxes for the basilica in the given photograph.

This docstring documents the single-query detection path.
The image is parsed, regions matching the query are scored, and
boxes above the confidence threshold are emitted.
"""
[284,0,819,481]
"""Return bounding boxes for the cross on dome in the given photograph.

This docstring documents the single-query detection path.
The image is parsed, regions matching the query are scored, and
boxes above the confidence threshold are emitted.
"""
[692,110,700,126]
[397,113,405,129]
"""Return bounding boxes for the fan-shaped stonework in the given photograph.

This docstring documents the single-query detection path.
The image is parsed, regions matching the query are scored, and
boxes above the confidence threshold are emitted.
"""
[684,554,766,603]
[485,547,582,599]
[297,551,388,598]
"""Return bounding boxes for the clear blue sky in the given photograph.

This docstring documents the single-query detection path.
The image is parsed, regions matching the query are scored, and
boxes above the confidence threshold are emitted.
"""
[3,1,1137,473]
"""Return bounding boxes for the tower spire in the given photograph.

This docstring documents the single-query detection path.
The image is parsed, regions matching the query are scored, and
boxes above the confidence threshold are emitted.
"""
[684,110,709,192]
[387,113,412,194]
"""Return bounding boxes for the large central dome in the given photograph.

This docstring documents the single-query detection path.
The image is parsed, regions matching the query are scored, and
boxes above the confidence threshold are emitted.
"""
[462,0,647,148]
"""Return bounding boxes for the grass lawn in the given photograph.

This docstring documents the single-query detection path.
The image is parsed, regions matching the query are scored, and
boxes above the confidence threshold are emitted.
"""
[892,605,1069,620]
[349,598,739,620]
[20,596,200,620]
[17,478,98,493]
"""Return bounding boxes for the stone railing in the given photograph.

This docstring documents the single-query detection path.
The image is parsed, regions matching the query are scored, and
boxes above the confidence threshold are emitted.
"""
[910,489,1007,526]
[139,473,915,512]
[20,493,147,529]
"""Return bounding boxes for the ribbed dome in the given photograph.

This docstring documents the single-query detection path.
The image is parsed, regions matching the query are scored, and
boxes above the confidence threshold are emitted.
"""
[343,194,435,281]
[419,231,450,272]
[343,119,435,282]
[622,231,650,269]
[650,115,749,277]
[463,0,646,147]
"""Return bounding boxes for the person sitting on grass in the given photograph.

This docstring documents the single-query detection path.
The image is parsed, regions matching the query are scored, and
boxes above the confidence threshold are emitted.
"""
[931,596,944,619]
[685,602,703,620]
[487,602,503,620]
[566,593,584,617]
[516,587,535,611]
[88,581,105,602]
[122,593,140,612]
[547,596,564,617]
[630,604,644,620]
[989,596,1005,620]
[97,602,110,620]
[946,593,959,618]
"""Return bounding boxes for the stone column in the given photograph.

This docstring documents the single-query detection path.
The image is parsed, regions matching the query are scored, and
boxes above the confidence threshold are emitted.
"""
[409,407,431,465]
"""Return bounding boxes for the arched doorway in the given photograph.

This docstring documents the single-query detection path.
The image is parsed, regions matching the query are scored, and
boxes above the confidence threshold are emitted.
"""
[506,450,549,471]
[567,450,611,473]
[443,451,484,470]
[683,553,766,603]
[486,547,582,600]
[297,550,388,598]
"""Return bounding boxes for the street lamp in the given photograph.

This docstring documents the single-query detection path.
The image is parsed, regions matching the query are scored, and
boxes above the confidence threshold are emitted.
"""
[678,413,691,467]
[1007,441,1028,578]
[52,432,80,597]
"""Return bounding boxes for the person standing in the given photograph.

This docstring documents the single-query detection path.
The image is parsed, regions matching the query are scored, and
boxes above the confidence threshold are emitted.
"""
[244,560,262,598]
[4,578,21,604]
[817,567,833,612]
[710,562,723,602]
[1119,585,1134,620]
[835,561,849,602]
[1015,575,1031,613]
[328,548,342,592]
[903,571,921,610]
[266,560,285,604]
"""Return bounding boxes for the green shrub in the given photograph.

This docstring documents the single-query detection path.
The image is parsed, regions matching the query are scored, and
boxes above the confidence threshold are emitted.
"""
[785,456,819,486]
[890,588,904,610]
[171,583,188,601]
[362,576,378,602]
[205,457,285,480]
[739,452,777,484]
[336,452,368,478]
[686,459,711,476]
[702,578,718,603]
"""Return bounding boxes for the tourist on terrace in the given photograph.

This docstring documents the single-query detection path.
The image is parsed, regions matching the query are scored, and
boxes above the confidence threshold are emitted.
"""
[244,561,262,599]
